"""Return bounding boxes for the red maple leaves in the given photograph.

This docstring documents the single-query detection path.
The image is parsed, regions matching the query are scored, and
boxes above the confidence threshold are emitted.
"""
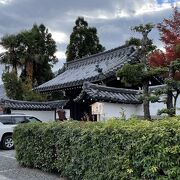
[149,7,180,69]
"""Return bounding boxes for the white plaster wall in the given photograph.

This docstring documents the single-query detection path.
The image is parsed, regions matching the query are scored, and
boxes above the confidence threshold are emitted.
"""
[98,95,180,121]
[149,101,166,116]
[135,104,144,117]
[100,102,142,120]
[176,96,180,115]
[11,110,55,122]
[149,95,180,116]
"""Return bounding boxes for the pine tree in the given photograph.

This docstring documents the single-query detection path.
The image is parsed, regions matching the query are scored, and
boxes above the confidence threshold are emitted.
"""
[66,17,105,61]
[117,24,164,120]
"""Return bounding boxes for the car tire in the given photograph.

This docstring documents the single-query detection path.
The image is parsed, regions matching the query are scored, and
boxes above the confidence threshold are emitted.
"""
[2,135,14,150]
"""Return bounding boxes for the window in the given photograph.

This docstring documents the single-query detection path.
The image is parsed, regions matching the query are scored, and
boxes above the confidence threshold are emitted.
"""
[12,116,26,124]
[0,116,13,125]
[25,116,41,122]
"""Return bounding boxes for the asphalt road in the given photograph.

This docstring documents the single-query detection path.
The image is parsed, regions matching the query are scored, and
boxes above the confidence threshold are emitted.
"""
[0,149,65,180]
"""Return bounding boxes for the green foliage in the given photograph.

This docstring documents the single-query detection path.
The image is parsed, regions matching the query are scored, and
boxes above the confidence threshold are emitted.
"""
[13,123,58,171]
[2,72,46,101]
[172,58,180,69]
[133,23,154,32]
[21,78,46,101]
[118,23,164,119]
[139,93,161,103]
[158,108,176,116]
[125,36,156,52]
[14,117,180,179]
[116,63,144,85]
[18,24,57,86]
[176,44,180,53]
[154,58,180,116]
[165,78,180,90]
[125,37,141,46]
[66,17,105,61]
[132,23,156,52]
[0,24,57,87]
[1,24,57,101]
[116,63,167,87]
[0,34,22,73]
[2,71,23,100]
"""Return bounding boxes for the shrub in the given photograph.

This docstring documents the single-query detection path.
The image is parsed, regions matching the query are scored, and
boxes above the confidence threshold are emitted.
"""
[13,117,180,179]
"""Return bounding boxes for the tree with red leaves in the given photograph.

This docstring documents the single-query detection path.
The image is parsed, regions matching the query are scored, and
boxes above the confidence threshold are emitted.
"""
[149,6,180,67]
[149,6,180,116]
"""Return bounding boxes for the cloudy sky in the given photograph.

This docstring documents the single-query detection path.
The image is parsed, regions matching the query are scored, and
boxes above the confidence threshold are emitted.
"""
[0,0,180,83]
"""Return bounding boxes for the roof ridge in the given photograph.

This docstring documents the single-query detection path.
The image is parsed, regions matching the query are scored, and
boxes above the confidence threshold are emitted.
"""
[1,98,68,104]
[75,82,141,104]
[83,82,139,94]
[65,44,135,66]
[35,45,140,92]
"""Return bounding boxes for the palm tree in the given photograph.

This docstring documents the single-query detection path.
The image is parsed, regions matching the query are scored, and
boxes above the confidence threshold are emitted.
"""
[0,34,22,74]
[17,24,55,87]
[1,24,57,88]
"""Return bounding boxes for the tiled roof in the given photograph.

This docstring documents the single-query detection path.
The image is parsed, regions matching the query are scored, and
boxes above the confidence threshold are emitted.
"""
[35,45,140,92]
[0,99,68,110]
[0,84,7,99]
[149,84,167,92]
[74,82,141,104]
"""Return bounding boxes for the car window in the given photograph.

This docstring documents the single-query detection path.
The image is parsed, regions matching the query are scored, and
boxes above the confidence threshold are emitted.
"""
[12,116,26,124]
[26,116,41,122]
[0,116,14,125]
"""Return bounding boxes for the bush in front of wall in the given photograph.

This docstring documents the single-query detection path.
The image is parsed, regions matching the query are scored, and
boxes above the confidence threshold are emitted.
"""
[13,123,59,171]
[13,116,180,179]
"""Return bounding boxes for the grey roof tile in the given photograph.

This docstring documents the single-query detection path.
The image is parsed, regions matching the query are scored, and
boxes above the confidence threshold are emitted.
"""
[0,99,68,110]
[149,84,167,92]
[74,82,141,104]
[35,45,140,92]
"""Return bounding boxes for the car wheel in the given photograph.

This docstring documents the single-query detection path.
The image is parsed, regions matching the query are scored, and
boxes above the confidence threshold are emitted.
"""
[2,135,14,150]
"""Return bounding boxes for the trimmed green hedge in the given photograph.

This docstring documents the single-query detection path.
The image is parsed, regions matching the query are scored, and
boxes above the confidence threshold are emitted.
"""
[13,117,180,179]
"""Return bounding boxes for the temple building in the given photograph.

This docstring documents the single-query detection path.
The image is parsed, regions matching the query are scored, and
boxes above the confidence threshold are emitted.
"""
[35,45,142,120]
[35,45,180,120]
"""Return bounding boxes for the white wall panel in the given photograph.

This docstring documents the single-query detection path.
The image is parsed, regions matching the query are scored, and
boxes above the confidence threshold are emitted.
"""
[11,110,55,122]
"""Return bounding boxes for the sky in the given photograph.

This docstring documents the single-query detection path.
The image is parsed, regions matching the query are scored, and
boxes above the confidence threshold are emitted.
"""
[0,0,180,84]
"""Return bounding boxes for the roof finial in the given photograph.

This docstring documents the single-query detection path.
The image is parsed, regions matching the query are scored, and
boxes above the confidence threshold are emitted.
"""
[95,64,102,73]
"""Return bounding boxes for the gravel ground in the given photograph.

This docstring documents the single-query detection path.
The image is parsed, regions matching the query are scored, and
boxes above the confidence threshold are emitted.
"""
[0,149,66,180]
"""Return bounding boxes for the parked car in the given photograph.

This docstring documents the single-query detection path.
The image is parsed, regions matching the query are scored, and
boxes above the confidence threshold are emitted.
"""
[0,114,41,150]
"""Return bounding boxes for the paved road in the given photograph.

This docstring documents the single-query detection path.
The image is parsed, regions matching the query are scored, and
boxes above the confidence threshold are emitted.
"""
[0,149,65,180]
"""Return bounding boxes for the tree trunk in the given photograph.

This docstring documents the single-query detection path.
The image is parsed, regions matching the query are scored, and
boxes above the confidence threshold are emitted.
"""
[143,80,151,119]
[172,90,179,116]
[166,90,175,116]
[140,28,151,120]
[26,61,33,88]
[166,62,175,116]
